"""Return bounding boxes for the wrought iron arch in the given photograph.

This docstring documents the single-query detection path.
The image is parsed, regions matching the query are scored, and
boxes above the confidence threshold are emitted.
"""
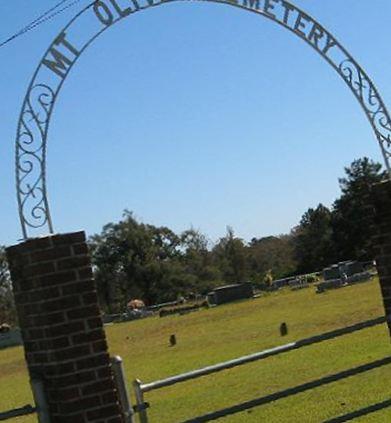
[16,0,391,239]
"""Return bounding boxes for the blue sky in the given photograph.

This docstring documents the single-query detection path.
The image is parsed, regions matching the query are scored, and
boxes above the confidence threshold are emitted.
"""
[1,0,391,246]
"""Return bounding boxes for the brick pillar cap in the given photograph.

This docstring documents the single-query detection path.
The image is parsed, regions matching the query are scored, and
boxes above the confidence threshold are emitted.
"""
[6,231,86,256]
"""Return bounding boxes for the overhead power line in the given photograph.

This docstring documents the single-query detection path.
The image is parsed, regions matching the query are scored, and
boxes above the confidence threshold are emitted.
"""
[0,0,84,49]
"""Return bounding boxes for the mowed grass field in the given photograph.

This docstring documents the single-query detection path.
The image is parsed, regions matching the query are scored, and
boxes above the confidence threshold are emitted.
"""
[1,279,390,422]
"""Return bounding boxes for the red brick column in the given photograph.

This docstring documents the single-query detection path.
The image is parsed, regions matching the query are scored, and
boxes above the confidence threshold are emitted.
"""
[370,180,391,337]
[6,232,124,423]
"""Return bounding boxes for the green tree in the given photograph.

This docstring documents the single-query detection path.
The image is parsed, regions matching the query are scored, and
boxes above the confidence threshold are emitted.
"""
[247,235,297,282]
[0,247,16,325]
[212,227,248,284]
[293,204,334,273]
[90,212,189,310]
[180,229,222,293]
[332,157,385,261]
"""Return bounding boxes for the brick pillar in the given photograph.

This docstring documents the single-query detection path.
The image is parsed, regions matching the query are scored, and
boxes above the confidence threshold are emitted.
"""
[370,180,391,337]
[6,232,124,423]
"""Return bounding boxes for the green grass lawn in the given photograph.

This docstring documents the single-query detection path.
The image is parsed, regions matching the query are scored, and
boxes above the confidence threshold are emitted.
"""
[1,279,390,422]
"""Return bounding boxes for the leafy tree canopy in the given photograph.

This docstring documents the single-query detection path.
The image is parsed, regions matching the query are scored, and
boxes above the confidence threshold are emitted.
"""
[332,157,386,261]
[0,246,16,325]
[292,204,334,274]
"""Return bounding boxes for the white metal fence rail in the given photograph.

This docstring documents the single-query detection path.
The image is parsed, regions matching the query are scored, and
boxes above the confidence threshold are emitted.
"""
[1,316,388,422]
[132,316,388,423]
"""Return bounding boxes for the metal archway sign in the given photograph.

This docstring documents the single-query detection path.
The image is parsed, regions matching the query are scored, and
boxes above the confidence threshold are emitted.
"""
[16,0,391,239]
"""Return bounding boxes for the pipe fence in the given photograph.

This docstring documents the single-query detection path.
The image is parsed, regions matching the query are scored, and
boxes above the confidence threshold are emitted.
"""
[132,315,389,422]
[1,316,388,422]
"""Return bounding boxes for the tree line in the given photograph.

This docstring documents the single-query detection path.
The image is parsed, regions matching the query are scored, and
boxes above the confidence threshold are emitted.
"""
[90,157,384,312]
[0,157,385,320]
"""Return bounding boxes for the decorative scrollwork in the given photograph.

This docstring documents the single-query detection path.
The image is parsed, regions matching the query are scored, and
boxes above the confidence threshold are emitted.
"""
[339,60,382,118]
[374,111,391,146]
[15,0,391,239]
[16,84,55,236]
[338,59,391,154]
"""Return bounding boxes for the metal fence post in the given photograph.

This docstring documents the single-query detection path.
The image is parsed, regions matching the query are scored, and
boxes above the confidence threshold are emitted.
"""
[133,379,148,423]
[30,378,50,423]
[111,356,135,423]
